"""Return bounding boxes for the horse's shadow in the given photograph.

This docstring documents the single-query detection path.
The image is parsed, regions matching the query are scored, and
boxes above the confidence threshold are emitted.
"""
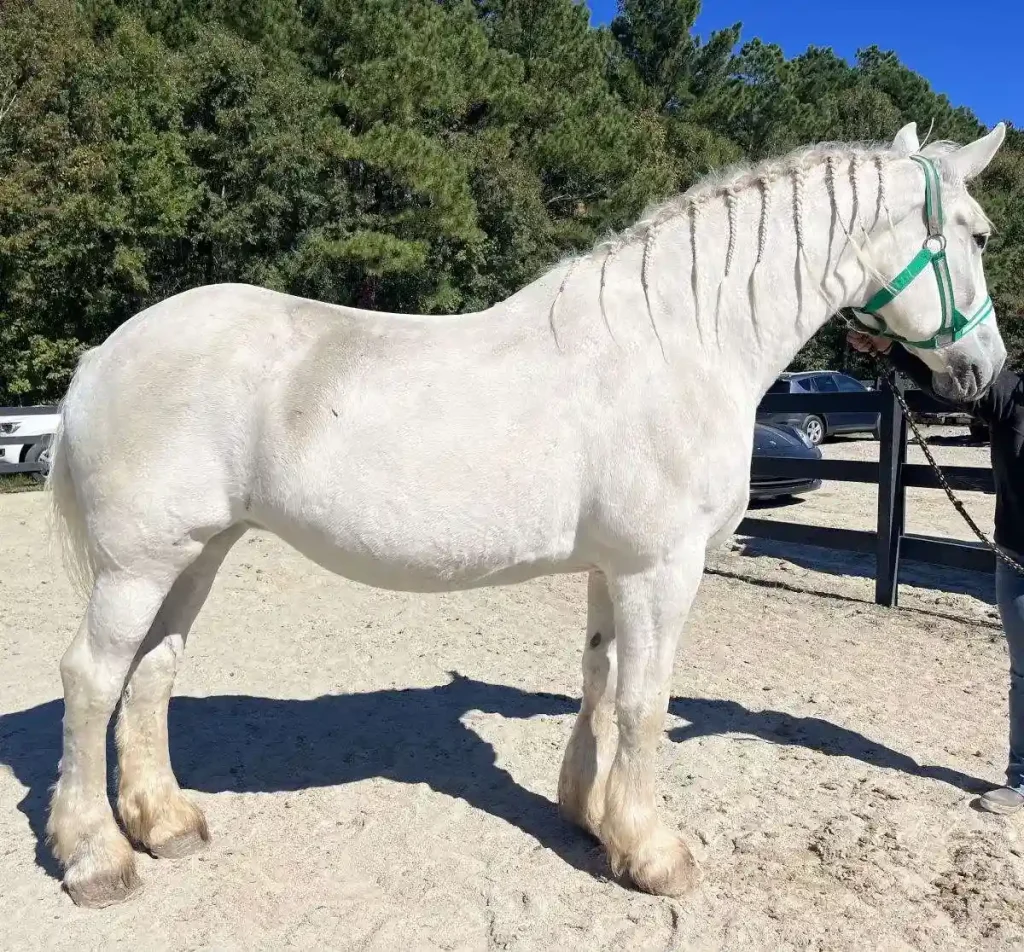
[0,673,989,884]
[667,697,991,792]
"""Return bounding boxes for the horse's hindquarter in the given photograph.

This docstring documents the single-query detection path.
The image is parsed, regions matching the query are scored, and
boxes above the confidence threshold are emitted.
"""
[250,300,595,590]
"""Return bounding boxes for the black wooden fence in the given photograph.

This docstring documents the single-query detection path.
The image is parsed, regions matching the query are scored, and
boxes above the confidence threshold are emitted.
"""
[743,378,995,607]
[0,405,58,475]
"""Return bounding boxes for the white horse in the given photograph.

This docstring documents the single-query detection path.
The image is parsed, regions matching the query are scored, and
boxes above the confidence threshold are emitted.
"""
[45,121,1006,907]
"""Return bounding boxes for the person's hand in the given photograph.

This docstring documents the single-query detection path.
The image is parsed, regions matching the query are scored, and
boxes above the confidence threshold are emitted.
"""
[846,329,893,355]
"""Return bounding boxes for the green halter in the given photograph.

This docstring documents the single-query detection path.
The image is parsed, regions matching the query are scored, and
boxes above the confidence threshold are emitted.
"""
[847,154,993,350]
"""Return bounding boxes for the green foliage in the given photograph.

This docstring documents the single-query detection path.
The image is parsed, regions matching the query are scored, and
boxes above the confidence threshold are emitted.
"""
[0,0,1021,402]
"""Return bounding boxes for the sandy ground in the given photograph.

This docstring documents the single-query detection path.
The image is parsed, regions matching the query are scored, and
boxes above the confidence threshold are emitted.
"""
[2,429,1022,951]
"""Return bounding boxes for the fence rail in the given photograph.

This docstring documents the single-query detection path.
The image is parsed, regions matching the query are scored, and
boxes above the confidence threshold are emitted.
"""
[742,379,993,606]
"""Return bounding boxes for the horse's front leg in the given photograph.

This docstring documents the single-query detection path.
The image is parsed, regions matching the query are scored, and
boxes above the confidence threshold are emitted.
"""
[600,549,703,897]
[558,570,617,836]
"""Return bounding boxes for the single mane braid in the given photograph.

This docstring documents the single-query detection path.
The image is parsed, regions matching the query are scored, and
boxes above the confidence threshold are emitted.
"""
[755,175,772,266]
[724,188,739,277]
[848,153,862,235]
[791,165,808,253]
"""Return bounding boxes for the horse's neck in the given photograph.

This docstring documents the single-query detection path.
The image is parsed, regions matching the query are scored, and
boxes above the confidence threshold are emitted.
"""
[645,155,916,406]
[493,151,918,415]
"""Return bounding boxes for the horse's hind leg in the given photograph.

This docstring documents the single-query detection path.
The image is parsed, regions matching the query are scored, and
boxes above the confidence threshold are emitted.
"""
[558,571,617,836]
[116,525,246,859]
[47,564,191,907]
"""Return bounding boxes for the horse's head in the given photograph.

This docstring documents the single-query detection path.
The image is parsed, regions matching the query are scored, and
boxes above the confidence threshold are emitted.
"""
[848,121,1007,402]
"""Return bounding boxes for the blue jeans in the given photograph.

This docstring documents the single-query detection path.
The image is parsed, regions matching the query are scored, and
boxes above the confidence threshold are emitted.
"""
[996,551,1024,790]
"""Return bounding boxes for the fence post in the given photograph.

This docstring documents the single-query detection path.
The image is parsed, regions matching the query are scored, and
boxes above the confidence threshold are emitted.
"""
[875,376,907,606]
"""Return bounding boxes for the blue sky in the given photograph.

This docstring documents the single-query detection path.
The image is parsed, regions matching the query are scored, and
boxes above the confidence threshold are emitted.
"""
[586,1,1022,128]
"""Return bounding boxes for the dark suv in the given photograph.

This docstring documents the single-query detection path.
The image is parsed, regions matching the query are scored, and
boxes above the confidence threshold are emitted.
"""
[758,371,880,445]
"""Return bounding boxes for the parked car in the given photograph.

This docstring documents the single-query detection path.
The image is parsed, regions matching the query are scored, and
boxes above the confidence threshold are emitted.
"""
[0,407,60,481]
[749,421,822,501]
[757,371,880,445]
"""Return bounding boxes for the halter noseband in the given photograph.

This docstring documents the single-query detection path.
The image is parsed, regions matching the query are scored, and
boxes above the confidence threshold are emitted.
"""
[846,155,993,350]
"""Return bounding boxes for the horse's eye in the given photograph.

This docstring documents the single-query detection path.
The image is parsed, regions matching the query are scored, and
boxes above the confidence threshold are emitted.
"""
[974,233,990,251]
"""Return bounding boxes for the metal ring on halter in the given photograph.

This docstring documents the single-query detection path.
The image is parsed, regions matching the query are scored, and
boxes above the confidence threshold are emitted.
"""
[924,234,947,253]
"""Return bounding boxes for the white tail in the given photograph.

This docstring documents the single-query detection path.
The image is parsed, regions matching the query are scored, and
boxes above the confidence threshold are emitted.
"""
[45,387,95,601]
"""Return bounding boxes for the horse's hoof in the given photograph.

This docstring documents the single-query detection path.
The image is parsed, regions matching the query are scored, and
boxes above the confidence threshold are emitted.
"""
[63,839,141,908]
[150,826,209,859]
[120,789,209,859]
[627,833,700,898]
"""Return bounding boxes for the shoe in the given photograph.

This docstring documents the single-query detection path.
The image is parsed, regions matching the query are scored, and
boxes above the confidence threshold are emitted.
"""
[978,786,1024,815]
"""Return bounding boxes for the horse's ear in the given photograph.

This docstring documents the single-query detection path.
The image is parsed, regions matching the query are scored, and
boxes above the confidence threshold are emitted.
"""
[891,122,920,155]
[947,122,1006,180]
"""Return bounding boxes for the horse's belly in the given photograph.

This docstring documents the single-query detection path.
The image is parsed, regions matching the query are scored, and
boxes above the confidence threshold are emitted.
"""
[247,374,593,589]
[257,512,585,592]
[249,454,587,593]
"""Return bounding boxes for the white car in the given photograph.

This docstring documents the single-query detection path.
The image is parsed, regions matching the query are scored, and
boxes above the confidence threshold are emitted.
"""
[0,406,60,480]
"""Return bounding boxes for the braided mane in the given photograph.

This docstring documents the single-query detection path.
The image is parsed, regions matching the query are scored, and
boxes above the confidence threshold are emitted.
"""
[546,139,921,345]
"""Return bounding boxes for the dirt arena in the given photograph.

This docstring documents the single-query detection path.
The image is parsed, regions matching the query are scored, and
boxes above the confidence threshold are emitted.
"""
[2,429,1022,951]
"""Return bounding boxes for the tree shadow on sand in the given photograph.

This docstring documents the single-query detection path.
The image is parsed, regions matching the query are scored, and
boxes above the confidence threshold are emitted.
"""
[0,674,989,884]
